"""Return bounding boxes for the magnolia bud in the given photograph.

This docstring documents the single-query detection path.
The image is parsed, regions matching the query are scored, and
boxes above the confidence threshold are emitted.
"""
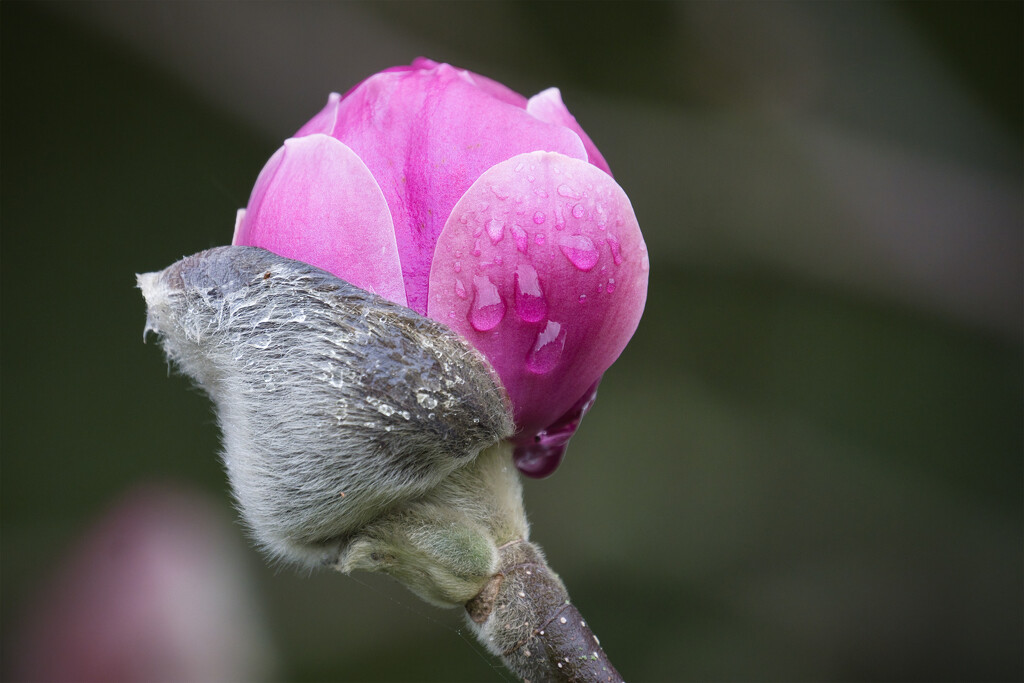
[138,246,514,568]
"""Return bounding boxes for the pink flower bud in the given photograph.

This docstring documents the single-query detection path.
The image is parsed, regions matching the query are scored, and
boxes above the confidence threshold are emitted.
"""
[234,58,648,477]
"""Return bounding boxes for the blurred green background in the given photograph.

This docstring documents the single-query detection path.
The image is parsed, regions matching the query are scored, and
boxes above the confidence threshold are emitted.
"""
[2,2,1021,681]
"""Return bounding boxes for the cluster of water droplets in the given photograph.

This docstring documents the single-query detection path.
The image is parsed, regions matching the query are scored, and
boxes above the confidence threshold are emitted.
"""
[442,158,641,377]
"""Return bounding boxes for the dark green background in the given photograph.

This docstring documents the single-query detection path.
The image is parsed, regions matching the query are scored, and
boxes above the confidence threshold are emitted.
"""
[3,2,1021,681]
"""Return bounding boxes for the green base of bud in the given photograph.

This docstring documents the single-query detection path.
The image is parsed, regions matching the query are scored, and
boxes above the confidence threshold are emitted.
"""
[334,442,527,606]
[331,442,622,682]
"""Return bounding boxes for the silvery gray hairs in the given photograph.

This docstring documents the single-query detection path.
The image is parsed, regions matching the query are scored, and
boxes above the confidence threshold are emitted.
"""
[138,246,514,568]
[139,246,622,682]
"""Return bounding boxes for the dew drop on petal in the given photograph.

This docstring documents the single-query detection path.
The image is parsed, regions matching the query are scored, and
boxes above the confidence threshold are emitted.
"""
[486,218,504,243]
[455,278,467,300]
[469,275,506,331]
[559,235,600,271]
[532,211,546,225]
[557,184,579,199]
[571,203,586,219]
[607,277,616,293]
[514,263,547,323]
[606,234,623,265]
[511,225,529,254]
[454,261,462,273]
[526,320,566,374]
[472,239,482,257]
[534,233,546,246]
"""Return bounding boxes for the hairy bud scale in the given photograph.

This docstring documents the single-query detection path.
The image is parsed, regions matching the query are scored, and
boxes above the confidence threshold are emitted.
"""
[138,246,514,567]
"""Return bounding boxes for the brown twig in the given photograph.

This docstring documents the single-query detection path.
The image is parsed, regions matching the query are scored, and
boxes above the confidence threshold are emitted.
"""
[467,540,622,683]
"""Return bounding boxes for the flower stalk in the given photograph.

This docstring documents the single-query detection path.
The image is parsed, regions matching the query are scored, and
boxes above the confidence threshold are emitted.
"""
[468,540,622,683]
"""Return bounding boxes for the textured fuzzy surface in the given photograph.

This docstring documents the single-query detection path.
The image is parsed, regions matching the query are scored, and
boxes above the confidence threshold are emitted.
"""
[138,246,513,567]
[338,442,529,607]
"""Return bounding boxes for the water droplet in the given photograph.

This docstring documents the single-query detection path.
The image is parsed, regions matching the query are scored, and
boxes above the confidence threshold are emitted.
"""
[527,175,536,183]
[416,392,439,409]
[557,184,579,199]
[514,162,524,173]
[459,214,469,225]
[606,235,623,265]
[477,201,489,212]
[571,203,586,219]
[249,334,272,350]
[607,277,616,293]
[515,263,547,323]
[559,235,599,271]
[493,256,503,265]
[455,278,467,299]
[486,218,504,243]
[511,225,529,254]
[490,185,510,200]
[532,211,546,225]
[454,261,462,273]
[469,275,506,331]
[376,403,396,417]
[596,282,605,293]
[579,294,587,303]
[472,239,482,257]
[534,233,546,245]
[527,321,565,374]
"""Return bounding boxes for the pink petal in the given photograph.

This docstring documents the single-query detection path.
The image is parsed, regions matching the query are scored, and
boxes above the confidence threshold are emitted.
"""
[233,134,406,306]
[427,151,648,450]
[408,57,528,108]
[527,88,612,176]
[297,64,589,315]
[512,379,600,478]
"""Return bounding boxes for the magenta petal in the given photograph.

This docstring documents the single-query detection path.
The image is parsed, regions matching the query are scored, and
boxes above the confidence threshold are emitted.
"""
[527,88,612,177]
[314,65,589,315]
[295,92,341,137]
[513,379,600,478]
[427,151,648,453]
[233,135,406,306]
